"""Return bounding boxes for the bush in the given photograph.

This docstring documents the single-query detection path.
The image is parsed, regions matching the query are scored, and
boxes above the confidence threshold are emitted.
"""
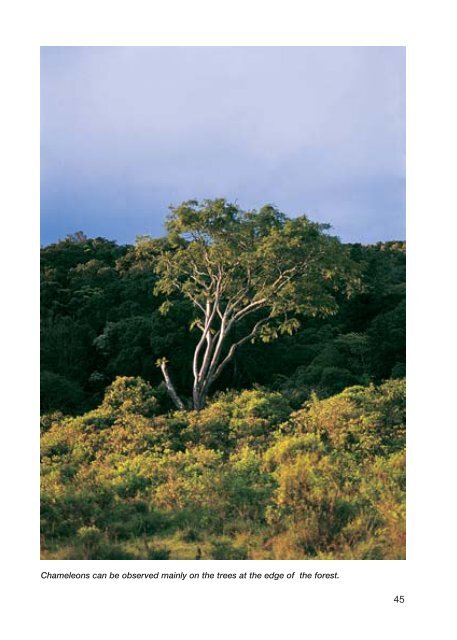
[101,376,159,417]
[263,381,406,559]
[230,389,292,448]
[183,388,293,453]
[280,379,406,458]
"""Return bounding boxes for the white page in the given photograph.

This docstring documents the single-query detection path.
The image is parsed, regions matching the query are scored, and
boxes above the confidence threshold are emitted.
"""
[2,2,455,637]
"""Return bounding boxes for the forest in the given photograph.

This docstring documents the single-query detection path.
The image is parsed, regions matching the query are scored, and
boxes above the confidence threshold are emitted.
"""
[41,200,406,560]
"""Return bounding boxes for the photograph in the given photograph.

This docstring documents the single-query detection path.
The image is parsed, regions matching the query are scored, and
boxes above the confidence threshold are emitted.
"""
[40,45,406,561]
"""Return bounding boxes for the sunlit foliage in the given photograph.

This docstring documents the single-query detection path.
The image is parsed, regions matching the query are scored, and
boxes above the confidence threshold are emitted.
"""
[41,379,405,560]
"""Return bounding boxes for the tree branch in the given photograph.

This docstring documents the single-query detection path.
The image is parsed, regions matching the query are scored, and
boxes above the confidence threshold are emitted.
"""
[158,360,185,410]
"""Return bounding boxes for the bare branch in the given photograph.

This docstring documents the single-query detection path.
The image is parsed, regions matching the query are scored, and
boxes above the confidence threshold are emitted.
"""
[232,298,268,323]
[158,360,186,410]
[192,286,221,380]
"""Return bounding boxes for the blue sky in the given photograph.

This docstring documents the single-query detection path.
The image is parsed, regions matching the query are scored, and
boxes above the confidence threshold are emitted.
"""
[41,46,405,246]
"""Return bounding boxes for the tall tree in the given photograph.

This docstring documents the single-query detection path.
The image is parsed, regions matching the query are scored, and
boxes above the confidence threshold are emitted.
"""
[154,199,361,410]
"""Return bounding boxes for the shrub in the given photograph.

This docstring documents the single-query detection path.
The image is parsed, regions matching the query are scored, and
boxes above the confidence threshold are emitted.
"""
[101,376,159,417]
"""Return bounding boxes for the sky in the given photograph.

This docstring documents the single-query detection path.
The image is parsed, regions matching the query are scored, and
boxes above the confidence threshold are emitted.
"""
[41,46,405,246]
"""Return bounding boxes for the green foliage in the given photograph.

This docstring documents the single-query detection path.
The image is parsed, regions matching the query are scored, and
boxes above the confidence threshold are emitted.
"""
[41,378,405,560]
[40,212,405,559]
[156,199,360,323]
[41,227,404,413]
[279,379,406,457]
[264,379,405,558]
[153,199,362,408]
[101,376,159,417]
[179,388,292,452]
[229,389,292,448]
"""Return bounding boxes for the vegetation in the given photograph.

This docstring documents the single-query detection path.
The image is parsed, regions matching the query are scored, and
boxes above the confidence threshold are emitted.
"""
[41,378,405,559]
[154,200,360,409]
[41,200,405,559]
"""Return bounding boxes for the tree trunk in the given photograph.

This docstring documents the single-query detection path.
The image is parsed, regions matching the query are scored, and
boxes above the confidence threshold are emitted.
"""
[192,383,207,412]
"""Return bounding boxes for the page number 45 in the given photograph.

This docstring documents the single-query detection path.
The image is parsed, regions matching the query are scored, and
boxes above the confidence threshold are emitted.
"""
[394,596,405,604]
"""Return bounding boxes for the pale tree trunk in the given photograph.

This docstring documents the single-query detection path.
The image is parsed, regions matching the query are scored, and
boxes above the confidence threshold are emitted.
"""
[189,313,268,411]
[157,264,295,410]
[158,294,271,411]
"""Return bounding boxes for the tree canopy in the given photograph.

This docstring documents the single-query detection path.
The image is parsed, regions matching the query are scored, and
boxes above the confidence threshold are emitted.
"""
[154,199,361,409]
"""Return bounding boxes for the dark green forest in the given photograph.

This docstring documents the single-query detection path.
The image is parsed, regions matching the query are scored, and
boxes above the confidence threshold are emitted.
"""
[41,201,405,560]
